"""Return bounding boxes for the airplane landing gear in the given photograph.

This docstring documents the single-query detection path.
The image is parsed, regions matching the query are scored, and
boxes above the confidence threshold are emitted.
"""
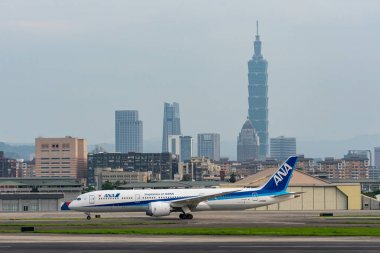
[179,213,193,220]
[85,212,91,220]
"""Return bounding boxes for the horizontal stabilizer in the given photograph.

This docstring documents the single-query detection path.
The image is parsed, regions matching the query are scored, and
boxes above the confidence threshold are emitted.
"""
[272,192,304,198]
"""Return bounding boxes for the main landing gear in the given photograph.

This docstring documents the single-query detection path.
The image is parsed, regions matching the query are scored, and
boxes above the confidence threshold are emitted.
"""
[179,213,193,220]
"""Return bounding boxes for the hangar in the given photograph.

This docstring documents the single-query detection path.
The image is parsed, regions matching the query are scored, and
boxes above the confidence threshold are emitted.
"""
[0,178,82,212]
[227,169,361,210]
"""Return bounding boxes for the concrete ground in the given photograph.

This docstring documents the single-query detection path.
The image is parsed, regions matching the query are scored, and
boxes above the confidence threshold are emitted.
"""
[1,210,380,229]
[1,210,380,252]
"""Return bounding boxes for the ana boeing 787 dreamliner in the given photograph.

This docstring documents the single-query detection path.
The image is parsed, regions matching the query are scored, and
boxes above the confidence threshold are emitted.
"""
[69,156,299,220]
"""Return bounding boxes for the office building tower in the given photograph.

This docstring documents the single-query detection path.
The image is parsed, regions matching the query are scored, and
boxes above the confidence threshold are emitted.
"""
[270,136,296,161]
[0,151,6,177]
[180,136,193,162]
[168,135,181,157]
[162,102,181,152]
[375,147,380,168]
[237,118,259,162]
[248,21,269,160]
[197,133,220,161]
[370,147,380,178]
[0,151,16,178]
[115,110,143,153]
[35,137,87,179]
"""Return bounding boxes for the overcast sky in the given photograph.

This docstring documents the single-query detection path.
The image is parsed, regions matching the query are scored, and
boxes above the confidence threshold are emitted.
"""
[1,1,380,151]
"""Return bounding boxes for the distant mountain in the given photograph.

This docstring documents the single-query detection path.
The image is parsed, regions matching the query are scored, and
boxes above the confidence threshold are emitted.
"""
[298,134,380,159]
[0,142,35,160]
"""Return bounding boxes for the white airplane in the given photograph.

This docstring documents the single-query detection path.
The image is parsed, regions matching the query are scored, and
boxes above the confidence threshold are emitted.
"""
[69,156,299,220]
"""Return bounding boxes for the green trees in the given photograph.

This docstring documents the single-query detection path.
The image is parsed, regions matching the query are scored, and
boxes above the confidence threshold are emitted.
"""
[101,181,114,190]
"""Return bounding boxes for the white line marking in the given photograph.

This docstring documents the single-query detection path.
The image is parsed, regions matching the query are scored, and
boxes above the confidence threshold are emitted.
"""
[220,245,380,248]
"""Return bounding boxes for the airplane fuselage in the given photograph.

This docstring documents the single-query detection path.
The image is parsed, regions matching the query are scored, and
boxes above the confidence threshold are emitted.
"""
[69,187,294,213]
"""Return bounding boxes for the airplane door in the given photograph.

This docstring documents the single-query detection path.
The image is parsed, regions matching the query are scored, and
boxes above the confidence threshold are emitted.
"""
[89,195,95,205]
[135,194,141,203]
[252,193,258,202]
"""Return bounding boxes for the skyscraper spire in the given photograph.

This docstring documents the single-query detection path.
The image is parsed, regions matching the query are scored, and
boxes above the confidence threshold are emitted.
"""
[256,20,259,36]
[253,20,262,58]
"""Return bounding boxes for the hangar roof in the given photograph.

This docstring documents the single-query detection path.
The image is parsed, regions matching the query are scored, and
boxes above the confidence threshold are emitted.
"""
[233,168,331,187]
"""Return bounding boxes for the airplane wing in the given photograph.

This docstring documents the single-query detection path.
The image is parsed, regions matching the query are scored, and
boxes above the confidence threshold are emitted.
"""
[169,190,241,208]
[272,192,304,198]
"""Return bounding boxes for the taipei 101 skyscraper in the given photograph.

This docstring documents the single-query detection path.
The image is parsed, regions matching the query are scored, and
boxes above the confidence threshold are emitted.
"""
[248,21,269,160]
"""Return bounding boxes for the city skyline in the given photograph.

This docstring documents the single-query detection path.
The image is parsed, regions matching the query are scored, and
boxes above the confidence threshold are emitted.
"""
[1,1,380,160]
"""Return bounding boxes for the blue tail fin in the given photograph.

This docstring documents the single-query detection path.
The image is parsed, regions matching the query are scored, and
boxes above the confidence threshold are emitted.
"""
[259,156,298,193]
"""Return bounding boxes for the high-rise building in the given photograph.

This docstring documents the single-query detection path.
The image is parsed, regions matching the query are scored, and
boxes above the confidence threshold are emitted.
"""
[167,135,181,157]
[0,151,16,177]
[162,102,181,152]
[167,135,194,162]
[374,147,380,168]
[180,136,193,162]
[270,136,296,161]
[237,118,259,162]
[0,151,5,177]
[115,110,143,153]
[248,21,269,160]
[197,133,220,161]
[15,159,35,178]
[35,137,88,179]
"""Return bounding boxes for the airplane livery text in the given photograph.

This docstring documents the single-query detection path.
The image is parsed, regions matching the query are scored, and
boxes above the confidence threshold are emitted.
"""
[273,163,292,186]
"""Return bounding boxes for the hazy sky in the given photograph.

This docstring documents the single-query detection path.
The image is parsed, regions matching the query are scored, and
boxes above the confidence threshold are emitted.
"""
[1,1,380,151]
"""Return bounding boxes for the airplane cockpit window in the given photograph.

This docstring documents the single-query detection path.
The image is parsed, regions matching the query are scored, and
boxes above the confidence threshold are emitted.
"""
[76,198,82,201]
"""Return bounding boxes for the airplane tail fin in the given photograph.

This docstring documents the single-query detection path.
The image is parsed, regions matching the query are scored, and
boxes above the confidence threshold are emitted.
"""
[258,156,298,193]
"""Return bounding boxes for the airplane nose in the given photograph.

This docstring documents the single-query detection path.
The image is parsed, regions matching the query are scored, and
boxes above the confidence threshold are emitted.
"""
[68,201,76,210]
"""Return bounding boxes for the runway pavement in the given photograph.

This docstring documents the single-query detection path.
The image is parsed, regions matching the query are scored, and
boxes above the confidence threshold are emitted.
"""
[1,210,380,252]
[1,236,380,253]
[1,210,380,229]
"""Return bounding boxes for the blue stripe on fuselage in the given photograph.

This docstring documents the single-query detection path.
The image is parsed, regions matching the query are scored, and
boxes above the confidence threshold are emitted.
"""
[84,190,286,208]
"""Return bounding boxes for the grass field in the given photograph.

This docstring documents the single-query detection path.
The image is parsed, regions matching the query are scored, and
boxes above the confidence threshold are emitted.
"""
[30,227,380,236]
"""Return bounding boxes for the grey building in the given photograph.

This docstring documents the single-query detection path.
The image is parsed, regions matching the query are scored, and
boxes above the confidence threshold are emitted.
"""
[197,133,220,161]
[115,110,143,153]
[162,102,181,152]
[248,21,269,160]
[87,152,179,183]
[270,136,296,161]
[0,151,16,177]
[180,136,193,162]
[237,118,259,162]
[375,147,380,168]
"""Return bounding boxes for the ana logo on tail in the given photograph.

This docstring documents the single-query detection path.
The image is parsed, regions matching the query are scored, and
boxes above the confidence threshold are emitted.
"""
[273,163,293,186]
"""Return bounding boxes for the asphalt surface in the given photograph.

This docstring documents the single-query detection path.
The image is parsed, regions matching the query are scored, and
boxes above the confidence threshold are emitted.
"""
[1,241,380,253]
[1,210,380,229]
[1,210,380,252]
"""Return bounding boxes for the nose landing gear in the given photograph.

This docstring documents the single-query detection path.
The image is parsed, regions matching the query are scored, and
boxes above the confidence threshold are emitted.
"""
[85,212,91,220]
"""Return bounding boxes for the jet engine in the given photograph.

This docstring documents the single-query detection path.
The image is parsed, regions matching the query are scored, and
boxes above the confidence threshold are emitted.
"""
[146,202,171,217]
